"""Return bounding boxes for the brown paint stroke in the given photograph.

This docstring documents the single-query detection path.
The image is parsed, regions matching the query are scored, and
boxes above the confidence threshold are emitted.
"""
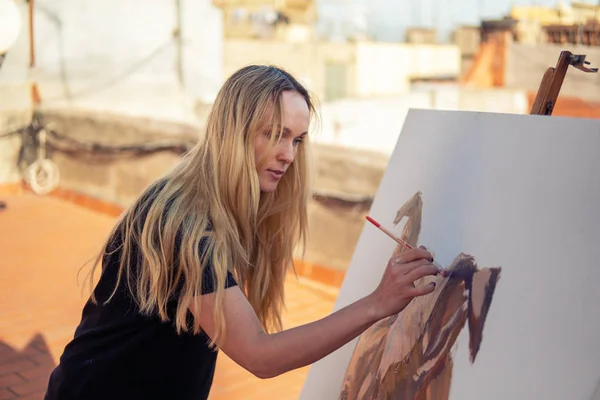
[339,192,501,400]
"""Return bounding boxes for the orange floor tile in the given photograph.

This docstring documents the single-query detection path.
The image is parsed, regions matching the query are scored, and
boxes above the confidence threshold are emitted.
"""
[0,194,337,399]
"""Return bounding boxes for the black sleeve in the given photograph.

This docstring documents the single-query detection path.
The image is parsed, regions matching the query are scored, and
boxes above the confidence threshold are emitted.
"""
[198,237,238,295]
[200,266,238,295]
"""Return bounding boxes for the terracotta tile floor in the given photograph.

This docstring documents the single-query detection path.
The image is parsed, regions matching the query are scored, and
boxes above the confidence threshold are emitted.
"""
[0,193,338,399]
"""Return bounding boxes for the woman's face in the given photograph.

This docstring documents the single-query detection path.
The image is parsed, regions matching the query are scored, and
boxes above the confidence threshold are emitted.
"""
[254,90,309,193]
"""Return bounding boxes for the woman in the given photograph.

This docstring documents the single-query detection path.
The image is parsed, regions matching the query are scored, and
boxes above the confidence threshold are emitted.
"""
[44,65,440,400]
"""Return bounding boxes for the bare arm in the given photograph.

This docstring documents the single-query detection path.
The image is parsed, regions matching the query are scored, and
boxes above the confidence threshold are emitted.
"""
[195,248,439,379]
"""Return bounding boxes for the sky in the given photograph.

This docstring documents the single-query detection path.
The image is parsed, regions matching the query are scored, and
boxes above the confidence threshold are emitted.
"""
[317,0,598,42]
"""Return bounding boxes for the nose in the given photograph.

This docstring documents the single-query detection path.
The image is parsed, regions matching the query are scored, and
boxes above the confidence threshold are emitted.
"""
[277,140,295,165]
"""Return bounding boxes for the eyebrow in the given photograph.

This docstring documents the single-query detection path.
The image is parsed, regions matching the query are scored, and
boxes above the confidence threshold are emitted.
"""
[276,126,308,138]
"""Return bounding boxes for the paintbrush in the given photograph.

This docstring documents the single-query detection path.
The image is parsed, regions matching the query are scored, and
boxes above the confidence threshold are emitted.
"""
[365,216,448,275]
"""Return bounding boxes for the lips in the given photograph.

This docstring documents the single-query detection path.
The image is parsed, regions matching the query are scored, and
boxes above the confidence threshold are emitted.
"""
[267,169,284,179]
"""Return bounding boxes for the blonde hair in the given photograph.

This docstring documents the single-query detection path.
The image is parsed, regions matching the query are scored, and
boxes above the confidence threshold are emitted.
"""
[86,65,316,348]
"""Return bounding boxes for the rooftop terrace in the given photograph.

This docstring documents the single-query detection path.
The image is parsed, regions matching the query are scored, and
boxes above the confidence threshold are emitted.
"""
[0,186,340,400]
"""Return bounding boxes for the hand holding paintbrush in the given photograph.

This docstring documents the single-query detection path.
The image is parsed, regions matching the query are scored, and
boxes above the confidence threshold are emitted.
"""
[366,216,450,277]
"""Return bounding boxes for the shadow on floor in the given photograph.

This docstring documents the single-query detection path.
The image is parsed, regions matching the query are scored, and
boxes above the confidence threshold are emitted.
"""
[0,333,55,399]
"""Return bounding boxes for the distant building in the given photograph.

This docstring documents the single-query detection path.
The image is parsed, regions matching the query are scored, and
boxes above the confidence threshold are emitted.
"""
[213,1,461,102]
[509,1,600,45]
[452,25,481,75]
[222,38,461,102]
[543,21,600,46]
[480,18,519,43]
[212,0,317,41]
[405,28,437,45]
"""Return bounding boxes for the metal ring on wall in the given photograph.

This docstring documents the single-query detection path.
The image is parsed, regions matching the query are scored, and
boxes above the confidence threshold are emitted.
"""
[25,158,60,195]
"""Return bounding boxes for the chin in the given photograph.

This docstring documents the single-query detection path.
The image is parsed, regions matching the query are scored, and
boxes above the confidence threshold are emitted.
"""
[258,170,284,193]
[258,177,280,193]
[259,183,279,193]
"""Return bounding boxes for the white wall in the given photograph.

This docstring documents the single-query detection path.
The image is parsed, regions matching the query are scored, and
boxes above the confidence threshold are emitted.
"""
[354,42,461,97]
[222,40,316,91]
[0,0,223,123]
[354,43,412,95]
[224,39,462,101]
[314,87,529,156]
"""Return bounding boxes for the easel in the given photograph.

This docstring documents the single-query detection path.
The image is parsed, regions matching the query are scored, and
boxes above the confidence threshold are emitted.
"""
[530,50,598,115]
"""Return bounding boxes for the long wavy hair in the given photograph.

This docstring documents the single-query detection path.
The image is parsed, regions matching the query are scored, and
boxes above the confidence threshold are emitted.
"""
[85,65,316,348]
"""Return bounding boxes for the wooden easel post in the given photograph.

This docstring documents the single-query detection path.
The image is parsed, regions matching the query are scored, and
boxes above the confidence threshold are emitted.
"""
[530,50,598,116]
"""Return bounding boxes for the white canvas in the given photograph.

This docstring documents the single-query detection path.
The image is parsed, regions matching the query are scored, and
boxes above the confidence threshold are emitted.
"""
[299,109,600,400]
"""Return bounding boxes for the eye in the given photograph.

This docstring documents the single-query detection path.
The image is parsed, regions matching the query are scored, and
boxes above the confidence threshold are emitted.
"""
[293,137,304,145]
[265,129,286,142]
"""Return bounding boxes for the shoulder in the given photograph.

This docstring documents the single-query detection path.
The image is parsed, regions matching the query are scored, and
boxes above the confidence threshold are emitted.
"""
[134,178,170,217]
[195,232,238,295]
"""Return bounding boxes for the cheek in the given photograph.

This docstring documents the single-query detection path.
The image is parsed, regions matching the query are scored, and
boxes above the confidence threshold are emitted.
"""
[291,143,301,160]
[254,142,261,163]
[254,136,271,168]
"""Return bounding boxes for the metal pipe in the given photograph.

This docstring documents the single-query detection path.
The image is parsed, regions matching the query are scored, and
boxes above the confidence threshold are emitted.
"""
[29,0,35,67]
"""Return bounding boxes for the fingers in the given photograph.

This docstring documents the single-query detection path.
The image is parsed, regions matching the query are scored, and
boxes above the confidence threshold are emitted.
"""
[406,264,439,283]
[420,245,437,260]
[391,247,433,265]
[409,281,436,297]
[396,258,435,275]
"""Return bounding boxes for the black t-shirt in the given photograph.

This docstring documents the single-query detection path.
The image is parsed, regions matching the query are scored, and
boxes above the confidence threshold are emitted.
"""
[44,185,238,400]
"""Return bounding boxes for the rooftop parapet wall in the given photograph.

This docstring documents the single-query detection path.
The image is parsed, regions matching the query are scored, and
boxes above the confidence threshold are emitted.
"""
[1,108,384,273]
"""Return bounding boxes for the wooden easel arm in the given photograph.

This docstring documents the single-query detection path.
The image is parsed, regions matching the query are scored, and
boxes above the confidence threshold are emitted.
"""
[530,50,598,116]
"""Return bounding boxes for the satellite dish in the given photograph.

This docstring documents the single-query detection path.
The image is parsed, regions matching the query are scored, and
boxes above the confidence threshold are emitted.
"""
[0,0,22,54]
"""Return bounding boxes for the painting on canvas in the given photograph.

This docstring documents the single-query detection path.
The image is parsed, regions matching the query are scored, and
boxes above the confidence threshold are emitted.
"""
[338,192,500,400]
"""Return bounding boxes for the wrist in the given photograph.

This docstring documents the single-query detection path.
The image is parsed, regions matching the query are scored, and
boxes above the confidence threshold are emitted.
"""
[358,293,383,324]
